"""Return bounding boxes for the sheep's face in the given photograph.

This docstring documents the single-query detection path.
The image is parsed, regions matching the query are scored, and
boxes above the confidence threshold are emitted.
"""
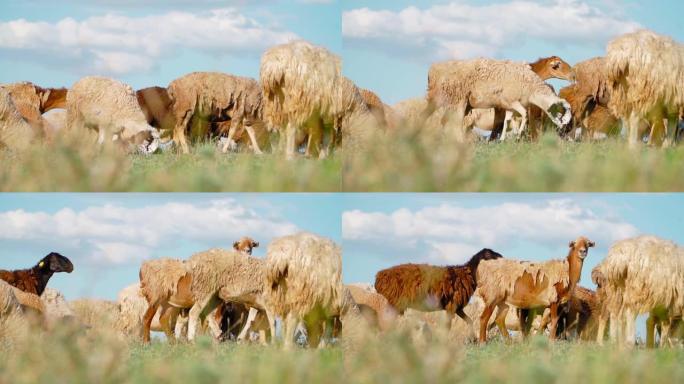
[39,252,74,273]
[548,100,572,129]
[546,57,575,82]
[569,237,595,260]
[233,237,259,255]
[115,122,160,154]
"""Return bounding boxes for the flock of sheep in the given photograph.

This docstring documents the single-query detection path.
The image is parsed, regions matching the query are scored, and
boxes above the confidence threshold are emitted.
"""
[1,28,683,158]
[1,232,683,349]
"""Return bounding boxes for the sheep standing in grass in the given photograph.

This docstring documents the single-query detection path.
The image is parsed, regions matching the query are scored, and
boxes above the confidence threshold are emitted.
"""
[476,237,594,343]
[260,40,374,158]
[0,87,33,150]
[264,232,343,348]
[66,76,160,154]
[1,82,67,140]
[167,72,264,154]
[606,30,684,147]
[375,248,503,336]
[594,235,684,347]
[427,58,571,140]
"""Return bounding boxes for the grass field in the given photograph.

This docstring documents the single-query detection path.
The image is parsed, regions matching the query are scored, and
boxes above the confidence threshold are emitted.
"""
[344,130,684,192]
[1,324,682,384]
[0,140,341,192]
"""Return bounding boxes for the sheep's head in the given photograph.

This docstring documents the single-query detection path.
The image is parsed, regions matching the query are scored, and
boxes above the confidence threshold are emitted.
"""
[569,237,595,260]
[547,99,572,129]
[233,237,259,255]
[38,252,74,273]
[540,56,575,82]
[113,121,160,154]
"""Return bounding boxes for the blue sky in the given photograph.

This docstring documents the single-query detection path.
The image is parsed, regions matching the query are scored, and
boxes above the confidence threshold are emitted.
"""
[0,193,342,300]
[343,0,684,104]
[0,0,340,89]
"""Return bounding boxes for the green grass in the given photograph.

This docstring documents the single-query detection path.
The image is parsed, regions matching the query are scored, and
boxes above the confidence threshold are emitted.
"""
[0,140,341,192]
[1,324,683,384]
[344,129,684,191]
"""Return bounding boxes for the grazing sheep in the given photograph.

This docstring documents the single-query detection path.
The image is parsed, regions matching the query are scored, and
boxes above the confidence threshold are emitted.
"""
[0,252,73,295]
[0,87,33,150]
[375,248,503,335]
[260,40,374,158]
[345,284,397,332]
[263,232,343,348]
[594,235,684,347]
[476,237,595,343]
[136,86,175,137]
[606,30,684,147]
[1,81,67,140]
[139,257,192,343]
[185,248,266,342]
[167,72,264,154]
[66,76,160,154]
[427,58,571,140]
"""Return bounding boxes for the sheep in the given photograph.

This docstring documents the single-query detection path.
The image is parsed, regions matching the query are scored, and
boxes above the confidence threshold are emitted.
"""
[0,280,29,348]
[1,81,68,140]
[139,257,192,343]
[0,252,73,295]
[167,72,264,154]
[426,58,571,140]
[594,235,684,347]
[476,236,595,343]
[260,40,374,158]
[375,248,503,337]
[263,232,343,348]
[185,248,267,342]
[606,30,684,147]
[0,87,33,150]
[66,76,160,154]
[359,88,398,130]
[136,86,175,137]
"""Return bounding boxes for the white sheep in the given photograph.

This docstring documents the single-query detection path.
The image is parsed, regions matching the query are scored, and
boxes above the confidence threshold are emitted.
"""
[263,232,343,348]
[426,58,571,140]
[66,76,160,154]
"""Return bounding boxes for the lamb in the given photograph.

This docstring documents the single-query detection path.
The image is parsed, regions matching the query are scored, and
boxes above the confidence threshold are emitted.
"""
[263,232,343,348]
[185,248,267,342]
[260,40,374,158]
[0,252,73,295]
[0,87,33,150]
[167,72,264,154]
[66,76,160,154]
[606,30,684,147]
[1,81,67,140]
[426,58,571,140]
[593,235,684,347]
[476,236,595,343]
[375,248,503,335]
[136,86,175,136]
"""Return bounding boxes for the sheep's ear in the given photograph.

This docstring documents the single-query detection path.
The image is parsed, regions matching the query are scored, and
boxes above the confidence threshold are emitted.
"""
[233,241,239,250]
[588,241,595,248]
[568,241,575,248]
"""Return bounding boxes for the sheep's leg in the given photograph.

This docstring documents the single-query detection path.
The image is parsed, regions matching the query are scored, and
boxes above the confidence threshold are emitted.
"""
[187,294,219,341]
[455,307,474,338]
[283,312,298,350]
[174,112,192,154]
[519,309,532,337]
[660,318,671,348]
[664,116,677,148]
[509,102,528,140]
[305,115,322,158]
[596,313,607,345]
[624,308,637,346]
[237,307,259,342]
[500,110,512,141]
[175,310,189,341]
[285,122,296,159]
[159,304,178,341]
[646,313,656,348]
[479,303,497,343]
[627,113,641,149]
[244,124,263,154]
[548,303,560,341]
[489,109,507,141]
[142,301,159,344]
[221,118,240,153]
[494,303,510,341]
[205,305,224,341]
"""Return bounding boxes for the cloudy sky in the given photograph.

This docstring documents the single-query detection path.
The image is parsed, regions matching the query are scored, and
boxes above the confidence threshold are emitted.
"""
[0,193,342,300]
[342,194,684,289]
[0,0,339,89]
[343,0,684,103]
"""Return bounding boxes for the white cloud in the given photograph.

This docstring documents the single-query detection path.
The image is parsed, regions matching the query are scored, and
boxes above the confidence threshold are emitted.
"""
[342,199,639,264]
[0,199,298,265]
[0,8,298,75]
[342,0,641,61]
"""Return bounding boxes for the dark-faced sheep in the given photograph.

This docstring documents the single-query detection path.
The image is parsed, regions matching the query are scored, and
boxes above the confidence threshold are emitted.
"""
[374,248,503,334]
[0,252,73,295]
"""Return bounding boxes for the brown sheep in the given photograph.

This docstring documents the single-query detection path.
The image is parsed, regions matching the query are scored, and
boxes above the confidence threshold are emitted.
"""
[374,248,503,332]
[136,86,175,137]
[0,252,74,295]
[359,88,398,130]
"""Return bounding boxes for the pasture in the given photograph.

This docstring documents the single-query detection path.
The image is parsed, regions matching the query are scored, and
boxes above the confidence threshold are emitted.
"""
[1,323,682,384]
[344,130,684,192]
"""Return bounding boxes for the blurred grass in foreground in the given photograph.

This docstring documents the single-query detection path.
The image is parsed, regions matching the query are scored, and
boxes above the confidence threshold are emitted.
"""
[344,127,684,192]
[0,137,341,192]
[1,321,682,384]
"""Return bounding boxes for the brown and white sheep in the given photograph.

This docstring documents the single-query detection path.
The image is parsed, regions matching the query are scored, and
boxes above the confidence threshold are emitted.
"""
[375,248,503,336]
[606,30,684,147]
[427,58,571,140]
[593,235,684,347]
[263,232,343,348]
[167,72,264,154]
[476,236,595,343]
[1,81,67,141]
[66,76,160,154]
